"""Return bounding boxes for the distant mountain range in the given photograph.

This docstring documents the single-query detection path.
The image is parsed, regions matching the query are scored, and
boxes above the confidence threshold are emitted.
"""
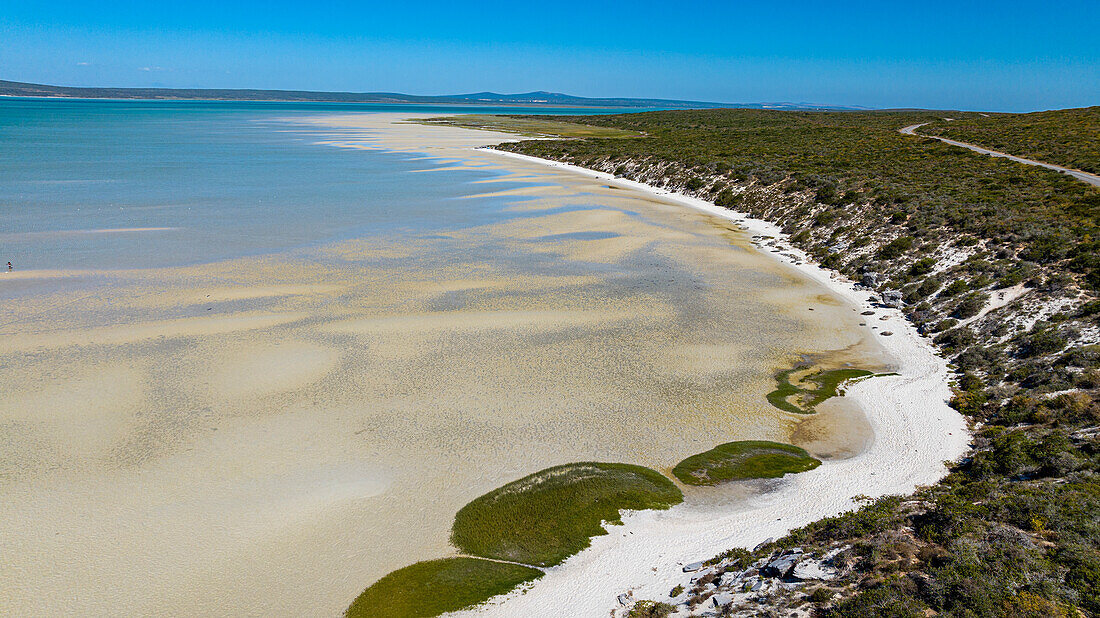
[0,80,866,111]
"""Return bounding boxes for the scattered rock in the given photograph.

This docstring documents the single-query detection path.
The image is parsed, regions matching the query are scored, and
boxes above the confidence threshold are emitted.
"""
[711,591,734,607]
[881,290,903,307]
[861,310,875,316]
[791,559,838,581]
[690,569,714,584]
[861,273,881,288]
[718,572,741,587]
[881,331,894,336]
[761,556,799,578]
[821,545,850,560]
[617,592,632,606]
[683,561,704,572]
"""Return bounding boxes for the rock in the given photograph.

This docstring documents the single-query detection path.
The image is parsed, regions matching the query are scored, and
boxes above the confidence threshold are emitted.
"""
[861,273,880,288]
[761,556,799,578]
[682,561,704,572]
[822,544,850,561]
[711,592,734,607]
[861,310,875,315]
[791,559,838,581]
[753,537,774,552]
[718,571,743,587]
[881,331,894,336]
[617,592,632,606]
[690,569,714,583]
[881,290,903,307]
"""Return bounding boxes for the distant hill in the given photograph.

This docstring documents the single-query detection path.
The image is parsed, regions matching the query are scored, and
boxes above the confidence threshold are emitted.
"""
[0,80,864,110]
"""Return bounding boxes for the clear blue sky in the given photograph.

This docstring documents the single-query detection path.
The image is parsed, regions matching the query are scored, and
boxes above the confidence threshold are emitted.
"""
[2,0,1097,111]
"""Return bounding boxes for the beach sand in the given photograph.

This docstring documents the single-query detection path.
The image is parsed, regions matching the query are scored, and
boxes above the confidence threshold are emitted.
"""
[0,114,946,617]
[446,148,970,617]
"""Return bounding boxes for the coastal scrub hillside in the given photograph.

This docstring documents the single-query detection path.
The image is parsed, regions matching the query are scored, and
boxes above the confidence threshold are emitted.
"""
[449,107,1100,616]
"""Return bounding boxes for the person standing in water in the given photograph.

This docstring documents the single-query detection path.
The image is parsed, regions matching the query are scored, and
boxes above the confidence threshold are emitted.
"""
[6,262,11,272]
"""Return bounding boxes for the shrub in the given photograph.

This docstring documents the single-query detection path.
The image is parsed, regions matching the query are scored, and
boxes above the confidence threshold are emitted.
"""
[1017,328,1067,358]
[915,278,942,299]
[935,327,975,352]
[940,280,970,297]
[714,188,742,207]
[909,258,936,276]
[877,236,916,259]
[627,600,676,618]
[951,293,989,319]
[827,584,929,617]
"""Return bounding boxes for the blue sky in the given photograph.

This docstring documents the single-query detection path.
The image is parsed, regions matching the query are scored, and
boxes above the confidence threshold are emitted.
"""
[2,0,1097,111]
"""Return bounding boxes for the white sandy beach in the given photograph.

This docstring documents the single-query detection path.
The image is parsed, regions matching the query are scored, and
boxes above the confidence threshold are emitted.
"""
[0,113,967,618]
[445,149,972,617]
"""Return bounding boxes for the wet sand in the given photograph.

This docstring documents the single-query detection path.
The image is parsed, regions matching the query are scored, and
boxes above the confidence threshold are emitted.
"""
[0,114,883,616]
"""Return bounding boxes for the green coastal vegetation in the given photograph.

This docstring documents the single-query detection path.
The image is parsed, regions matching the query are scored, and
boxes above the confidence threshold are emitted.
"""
[671,440,821,486]
[920,107,1100,174]
[433,107,1099,615]
[347,462,685,616]
[451,462,683,566]
[345,557,542,618]
[349,448,826,615]
[767,366,875,414]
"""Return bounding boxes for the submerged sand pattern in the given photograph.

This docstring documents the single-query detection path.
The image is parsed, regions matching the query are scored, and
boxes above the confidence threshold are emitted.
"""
[0,114,884,616]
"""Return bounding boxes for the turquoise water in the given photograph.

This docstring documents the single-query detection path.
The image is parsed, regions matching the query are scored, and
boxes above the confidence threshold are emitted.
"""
[0,98,642,270]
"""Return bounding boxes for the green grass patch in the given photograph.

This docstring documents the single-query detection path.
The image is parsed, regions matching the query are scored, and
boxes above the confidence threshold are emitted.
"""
[766,366,874,414]
[345,557,542,618]
[671,440,821,486]
[451,462,683,566]
[416,115,641,138]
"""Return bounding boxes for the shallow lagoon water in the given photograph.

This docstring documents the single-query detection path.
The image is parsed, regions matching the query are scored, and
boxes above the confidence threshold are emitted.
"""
[1,99,606,270]
[0,103,886,616]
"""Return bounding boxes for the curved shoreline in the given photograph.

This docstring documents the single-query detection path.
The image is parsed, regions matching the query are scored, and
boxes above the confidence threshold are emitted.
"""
[442,149,971,617]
